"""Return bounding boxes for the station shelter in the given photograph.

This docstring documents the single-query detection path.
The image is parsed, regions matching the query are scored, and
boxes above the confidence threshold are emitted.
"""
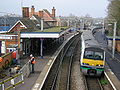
[0,15,69,58]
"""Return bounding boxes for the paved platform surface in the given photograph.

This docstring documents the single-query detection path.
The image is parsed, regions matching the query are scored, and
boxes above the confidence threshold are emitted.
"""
[15,56,50,90]
[93,29,120,89]
[106,50,120,81]
[94,29,120,81]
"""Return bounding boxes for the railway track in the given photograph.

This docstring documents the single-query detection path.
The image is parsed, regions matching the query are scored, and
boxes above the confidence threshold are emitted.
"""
[85,76,103,90]
[52,35,80,90]
[42,34,80,90]
[84,75,114,90]
[56,39,79,90]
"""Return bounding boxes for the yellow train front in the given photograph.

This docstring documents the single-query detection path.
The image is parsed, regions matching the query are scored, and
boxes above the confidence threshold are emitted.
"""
[80,47,105,76]
[80,30,105,76]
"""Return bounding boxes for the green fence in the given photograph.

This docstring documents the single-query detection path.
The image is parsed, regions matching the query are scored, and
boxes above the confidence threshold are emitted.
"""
[0,73,24,90]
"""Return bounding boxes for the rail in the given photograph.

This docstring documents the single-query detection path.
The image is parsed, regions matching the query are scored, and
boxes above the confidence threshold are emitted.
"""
[85,76,103,90]
[67,38,79,90]
[42,33,80,90]
[18,61,31,77]
[51,34,78,90]
[0,73,24,90]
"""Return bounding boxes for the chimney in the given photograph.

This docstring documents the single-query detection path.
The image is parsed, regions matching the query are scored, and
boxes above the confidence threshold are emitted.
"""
[31,5,35,16]
[22,7,29,18]
[38,11,43,18]
[52,7,56,17]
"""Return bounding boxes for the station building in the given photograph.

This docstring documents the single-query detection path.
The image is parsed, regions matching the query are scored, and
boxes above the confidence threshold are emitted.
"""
[23,5,57,26]
[0,6,69,58]
[0,16,21,33]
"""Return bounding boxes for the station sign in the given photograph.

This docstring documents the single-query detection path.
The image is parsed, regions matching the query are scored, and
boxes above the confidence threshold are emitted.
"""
[0,35,18,39]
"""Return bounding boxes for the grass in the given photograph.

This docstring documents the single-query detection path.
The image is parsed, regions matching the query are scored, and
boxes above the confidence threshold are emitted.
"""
[100,80,108,85]
[35,26,69,32]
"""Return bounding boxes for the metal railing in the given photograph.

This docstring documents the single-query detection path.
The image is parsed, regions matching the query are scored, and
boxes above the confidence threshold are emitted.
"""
[0,59,32,90]
[18,61,31,77]
[0,73,24,90]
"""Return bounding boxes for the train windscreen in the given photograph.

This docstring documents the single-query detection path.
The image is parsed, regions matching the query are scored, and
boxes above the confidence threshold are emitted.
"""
[84,50,104,60]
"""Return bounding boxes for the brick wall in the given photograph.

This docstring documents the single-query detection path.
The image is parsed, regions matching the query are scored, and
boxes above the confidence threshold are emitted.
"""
[10,22,25,33]
[38,11,43,18]
[22,7,29,18]
[52,7,56,17]
[31,6,35,17]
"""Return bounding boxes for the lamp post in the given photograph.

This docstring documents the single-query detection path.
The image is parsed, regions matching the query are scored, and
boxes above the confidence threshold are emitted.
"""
[67,19,70,27]
[112,22,117,58]
[102,19,105,34]
[82,19,84,30]
[40,19,44,58]
[105,18,117,58]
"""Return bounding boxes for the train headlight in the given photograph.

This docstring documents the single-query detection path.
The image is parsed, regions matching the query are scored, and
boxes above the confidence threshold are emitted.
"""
[82,63,89,65]
[96,64,103,67]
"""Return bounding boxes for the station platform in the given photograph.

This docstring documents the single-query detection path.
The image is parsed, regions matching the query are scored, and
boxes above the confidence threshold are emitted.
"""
[93,29,120,89]
[106,49,120,81]
[105,50,120,90]
[14,31,77,90]
[15,56,50,90]
[0,29,79,90]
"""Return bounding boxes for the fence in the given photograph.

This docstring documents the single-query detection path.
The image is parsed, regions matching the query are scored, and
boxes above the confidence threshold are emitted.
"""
[0,73,24,90]
[18,61,32,77]
[0,59,32,90]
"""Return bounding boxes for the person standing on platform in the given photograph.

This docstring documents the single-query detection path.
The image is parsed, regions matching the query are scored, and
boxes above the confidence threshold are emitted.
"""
[12,51,17,65]
[30,54,36,73]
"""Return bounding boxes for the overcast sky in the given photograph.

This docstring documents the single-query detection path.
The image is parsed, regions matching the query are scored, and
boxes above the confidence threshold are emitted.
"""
[0,0,109,18]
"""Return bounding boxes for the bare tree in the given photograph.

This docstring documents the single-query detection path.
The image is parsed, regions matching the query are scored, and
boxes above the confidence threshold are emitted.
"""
[107,0,120,35]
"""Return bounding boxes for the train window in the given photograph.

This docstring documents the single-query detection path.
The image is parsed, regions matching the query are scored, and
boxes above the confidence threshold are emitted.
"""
[84,51,103,60]
[94,52,103,60]
[84,51,94,59]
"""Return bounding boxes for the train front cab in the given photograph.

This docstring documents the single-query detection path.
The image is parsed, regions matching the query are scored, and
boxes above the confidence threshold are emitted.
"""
[81,47,105,76]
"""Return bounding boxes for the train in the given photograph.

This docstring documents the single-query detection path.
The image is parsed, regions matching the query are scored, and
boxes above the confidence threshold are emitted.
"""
[80,30,105,76]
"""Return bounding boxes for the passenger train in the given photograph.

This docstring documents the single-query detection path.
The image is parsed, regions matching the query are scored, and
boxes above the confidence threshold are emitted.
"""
[80,30,105,76]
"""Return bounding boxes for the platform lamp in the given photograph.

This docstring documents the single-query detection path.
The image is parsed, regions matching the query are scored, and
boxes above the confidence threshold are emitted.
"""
[112,22,117,58]
[107,21,117,58]
[102,19,105,34]
[40,18,44,59]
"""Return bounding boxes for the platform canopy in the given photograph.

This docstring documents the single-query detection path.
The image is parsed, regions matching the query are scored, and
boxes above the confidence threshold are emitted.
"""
[20,26,70,38]
[21,32,60,38]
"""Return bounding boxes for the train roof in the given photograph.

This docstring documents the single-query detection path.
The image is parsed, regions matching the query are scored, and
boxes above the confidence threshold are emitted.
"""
[85,47,104,52]
[81,30,101,49]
